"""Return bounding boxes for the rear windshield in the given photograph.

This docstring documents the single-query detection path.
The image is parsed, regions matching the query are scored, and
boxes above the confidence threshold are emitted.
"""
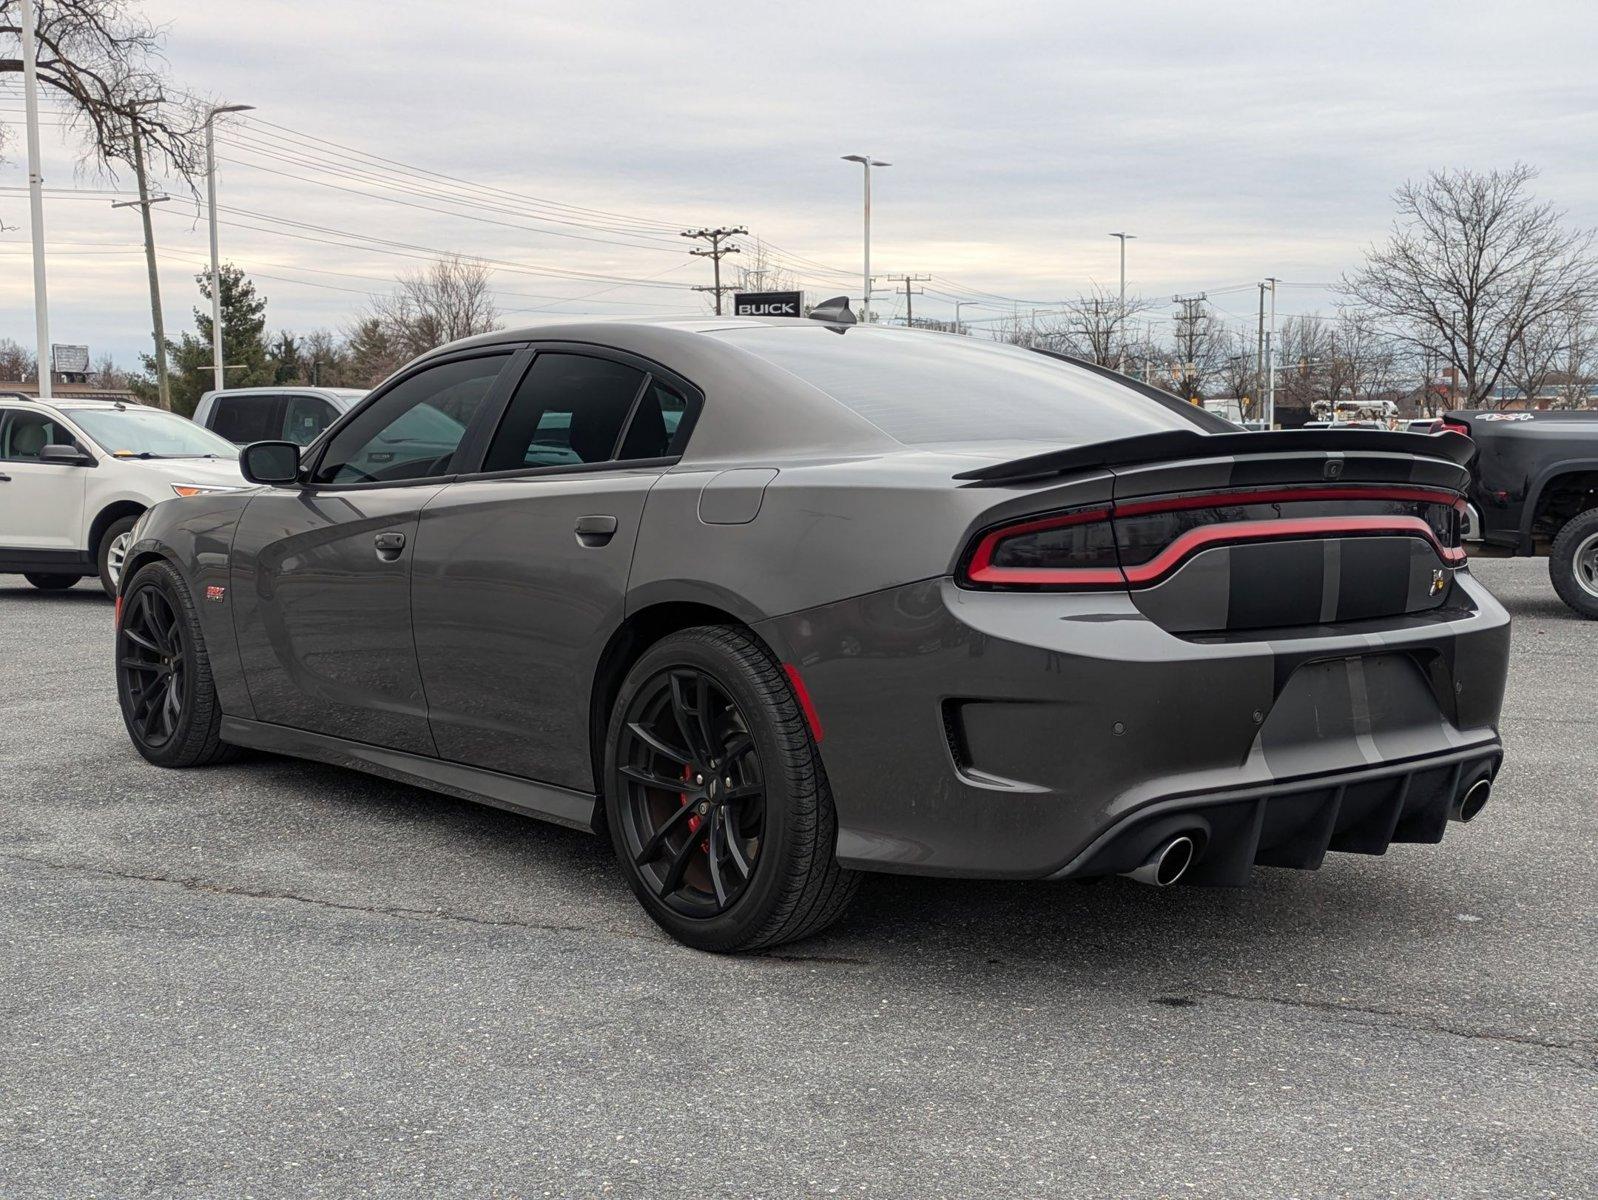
[711,325,1222,444]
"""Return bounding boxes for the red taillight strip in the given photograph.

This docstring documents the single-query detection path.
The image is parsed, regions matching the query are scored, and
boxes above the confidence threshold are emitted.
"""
[967,562,1127,587]
[1122,515,1465,584]
[962,489,1467,591]
[964,506,1112,582]
[1113,485,1466,517]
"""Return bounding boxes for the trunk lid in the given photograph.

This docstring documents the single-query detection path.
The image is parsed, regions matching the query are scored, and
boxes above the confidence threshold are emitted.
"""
[957,429,1472,634]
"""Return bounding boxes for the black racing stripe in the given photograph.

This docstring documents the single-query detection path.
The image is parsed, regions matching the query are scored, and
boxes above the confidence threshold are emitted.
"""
[1335,537,1413,620]
[1226,540,1325,630]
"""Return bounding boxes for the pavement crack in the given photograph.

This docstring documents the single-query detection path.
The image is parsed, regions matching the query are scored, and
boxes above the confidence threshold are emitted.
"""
[1190,987,1595,1061]
[0,851,598,937]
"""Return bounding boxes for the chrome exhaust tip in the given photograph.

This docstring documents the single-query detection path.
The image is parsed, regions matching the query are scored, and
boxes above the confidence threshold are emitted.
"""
[1451,778,1491,823]
[1123,835,1197,888]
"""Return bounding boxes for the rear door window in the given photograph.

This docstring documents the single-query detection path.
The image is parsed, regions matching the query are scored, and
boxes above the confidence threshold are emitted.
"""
[281,395,337,445]
[481,353,647,472]
[210,394,287,444]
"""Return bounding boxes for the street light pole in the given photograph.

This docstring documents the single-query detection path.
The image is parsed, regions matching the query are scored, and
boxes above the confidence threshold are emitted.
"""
[204,104,255,393]
[1110,232,1135,372]
[1265,276,1279,429]
[842,155,889,322]
[18,0,51,399]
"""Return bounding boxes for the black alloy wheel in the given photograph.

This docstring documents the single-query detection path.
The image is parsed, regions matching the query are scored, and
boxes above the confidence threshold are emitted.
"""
[115,561,238,767]
[616,666,766,917]
[118,583,188,748]
[605,626,858,953]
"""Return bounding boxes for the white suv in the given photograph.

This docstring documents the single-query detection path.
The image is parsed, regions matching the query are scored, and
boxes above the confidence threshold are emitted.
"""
[0,395,247,596]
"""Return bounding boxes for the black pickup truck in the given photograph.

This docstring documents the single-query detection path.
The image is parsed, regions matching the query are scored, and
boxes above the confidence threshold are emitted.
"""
[1444,409,1598,618]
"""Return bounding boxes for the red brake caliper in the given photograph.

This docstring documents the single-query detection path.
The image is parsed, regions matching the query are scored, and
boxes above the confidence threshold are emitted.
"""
[680,764,703,837]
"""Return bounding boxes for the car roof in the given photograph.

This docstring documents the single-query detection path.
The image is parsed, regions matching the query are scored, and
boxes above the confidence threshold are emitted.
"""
[0,395,133,414]
[204,386,366,398]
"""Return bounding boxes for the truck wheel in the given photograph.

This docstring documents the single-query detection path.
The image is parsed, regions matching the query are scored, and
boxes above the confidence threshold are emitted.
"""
[1549,508,1598,620]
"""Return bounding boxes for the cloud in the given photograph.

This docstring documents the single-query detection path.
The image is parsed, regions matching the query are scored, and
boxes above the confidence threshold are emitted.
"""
[3,0,1596,360]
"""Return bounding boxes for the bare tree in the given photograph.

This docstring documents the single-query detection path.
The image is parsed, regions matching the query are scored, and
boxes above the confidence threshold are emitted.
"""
[1548,303,1597,409]
[1502,307,1571,408]
[1327,310,1399,410]
[1170,299,1223,402]
[1341,165,1598,408]
[1053,285,1152,367]
[731,238,796,296]
[1214,327,1257,413]
[1274,316,1334,412]
[0,336,35,381]
[89,351,127,389]
[368,254,502,359]
[0,0,203,185]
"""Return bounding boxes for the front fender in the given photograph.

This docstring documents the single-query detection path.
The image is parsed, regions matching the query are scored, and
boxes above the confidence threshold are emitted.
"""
[120,493,256,720]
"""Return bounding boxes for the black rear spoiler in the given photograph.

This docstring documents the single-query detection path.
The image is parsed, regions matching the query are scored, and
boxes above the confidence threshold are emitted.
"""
[953,428,1475,485]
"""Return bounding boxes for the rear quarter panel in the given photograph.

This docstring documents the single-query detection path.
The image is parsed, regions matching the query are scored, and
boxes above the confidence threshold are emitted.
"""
[626,454,1115,623]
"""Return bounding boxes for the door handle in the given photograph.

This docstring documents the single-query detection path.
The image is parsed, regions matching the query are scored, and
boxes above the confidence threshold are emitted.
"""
[574,514,618,547]
[374,530,406,560]
[0,472,10,482]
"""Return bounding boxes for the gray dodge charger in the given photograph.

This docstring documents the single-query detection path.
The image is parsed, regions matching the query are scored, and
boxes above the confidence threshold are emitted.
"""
[115,308,1510,952]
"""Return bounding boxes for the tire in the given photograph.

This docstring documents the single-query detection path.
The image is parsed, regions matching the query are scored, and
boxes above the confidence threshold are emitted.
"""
[604,625,858,953]
[1549,508,1598,620]
[24,573,79,591]
[97,514,141,598]
[116,560,240,768]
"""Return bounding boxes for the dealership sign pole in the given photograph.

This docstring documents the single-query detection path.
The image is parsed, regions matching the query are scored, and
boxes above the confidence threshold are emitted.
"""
[19,0,52,399]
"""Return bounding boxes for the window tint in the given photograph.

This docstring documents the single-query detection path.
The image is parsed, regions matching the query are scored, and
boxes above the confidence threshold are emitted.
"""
[211,395,287,444]
[314,355,505,485]
[710,325,1222,445]
[618,378,695,461]
[281,395,337,445]
[482,353,646,472]
[0,409,77,460]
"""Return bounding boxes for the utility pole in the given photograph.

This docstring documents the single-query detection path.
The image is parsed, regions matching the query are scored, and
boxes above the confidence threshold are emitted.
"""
[681,226,747,316]
[886,274,929,326]
[1110,232,1135,372]
[1255,282,1267,424]
[18,0,51,399]
[1172,293,1207,404]
[1264,276,1279,428]
[114,106,173,409]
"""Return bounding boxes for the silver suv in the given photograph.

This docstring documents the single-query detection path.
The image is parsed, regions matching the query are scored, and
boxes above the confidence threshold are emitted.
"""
[193,386,366,447]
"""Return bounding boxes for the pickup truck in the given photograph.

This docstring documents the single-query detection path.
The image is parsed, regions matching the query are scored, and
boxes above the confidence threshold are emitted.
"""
[1444,408,1598,618]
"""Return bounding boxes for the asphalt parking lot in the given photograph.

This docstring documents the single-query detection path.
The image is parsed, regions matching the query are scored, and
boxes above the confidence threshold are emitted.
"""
[1,557,1593,1199]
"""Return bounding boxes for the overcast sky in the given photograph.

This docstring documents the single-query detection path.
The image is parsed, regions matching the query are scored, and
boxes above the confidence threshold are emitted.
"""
[3,0,1597,366]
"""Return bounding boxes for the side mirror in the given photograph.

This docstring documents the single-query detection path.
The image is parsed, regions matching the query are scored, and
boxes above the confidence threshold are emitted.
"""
[241,440,301,485]
[39,443,93,466]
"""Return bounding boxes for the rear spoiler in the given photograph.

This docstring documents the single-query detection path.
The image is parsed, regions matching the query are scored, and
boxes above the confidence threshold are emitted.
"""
[953,428,1475,485]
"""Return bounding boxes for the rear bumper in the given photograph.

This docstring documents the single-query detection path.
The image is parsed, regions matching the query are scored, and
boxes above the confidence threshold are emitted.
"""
[1046,742,1500,885]
[763,570,1510,880]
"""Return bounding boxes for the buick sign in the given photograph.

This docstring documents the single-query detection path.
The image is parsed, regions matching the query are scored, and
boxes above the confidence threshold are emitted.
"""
[734,291,804,318]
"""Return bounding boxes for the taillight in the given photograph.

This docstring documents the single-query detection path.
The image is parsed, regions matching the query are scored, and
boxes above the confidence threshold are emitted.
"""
[960,486,1468,592]
[1440,418,1472,439]
[960,506,1123,589]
